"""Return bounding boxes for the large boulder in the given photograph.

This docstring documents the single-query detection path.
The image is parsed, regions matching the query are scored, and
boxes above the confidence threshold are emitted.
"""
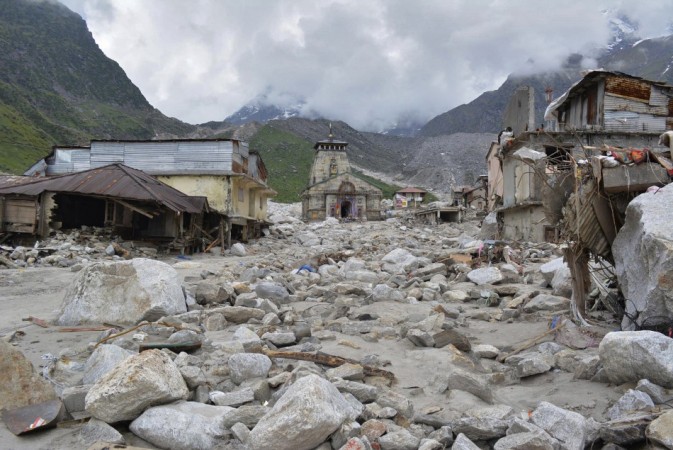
[613,185,673,330]
[85,349,189,423]
[247,374,355,450]
[0,340,57,410]
[82,344,134,385]
[531,401,587,450]
[130,401,232,450]
[599,331,673,388]
[467,267,503,285]
[57,258,186,325]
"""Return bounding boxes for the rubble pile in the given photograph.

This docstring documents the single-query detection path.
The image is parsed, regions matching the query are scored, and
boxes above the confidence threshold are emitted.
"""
[0,226,159,269]
[4,202,673,449]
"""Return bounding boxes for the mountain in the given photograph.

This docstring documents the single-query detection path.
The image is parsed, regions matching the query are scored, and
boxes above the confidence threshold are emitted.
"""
[0,0,195,173]
[224,93,307,125]
[419,31,673,137]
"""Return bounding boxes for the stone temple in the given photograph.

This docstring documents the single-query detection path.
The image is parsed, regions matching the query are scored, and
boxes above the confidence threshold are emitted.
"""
[301,128,382,221]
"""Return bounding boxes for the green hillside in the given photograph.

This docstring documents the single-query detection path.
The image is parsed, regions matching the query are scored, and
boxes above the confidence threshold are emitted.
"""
[0,0,194,174]
[250,124,402,203]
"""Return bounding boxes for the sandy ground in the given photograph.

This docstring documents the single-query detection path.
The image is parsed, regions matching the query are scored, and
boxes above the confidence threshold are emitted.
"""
[0,253,623,449]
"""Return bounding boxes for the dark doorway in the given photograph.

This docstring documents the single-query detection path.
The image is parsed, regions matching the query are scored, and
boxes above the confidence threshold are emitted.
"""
[341,200,351,218]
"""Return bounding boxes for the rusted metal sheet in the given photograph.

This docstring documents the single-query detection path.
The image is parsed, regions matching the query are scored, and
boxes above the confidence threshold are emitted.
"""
[2,399,68,435]
[605,74,651,101]
[0,165,207,214]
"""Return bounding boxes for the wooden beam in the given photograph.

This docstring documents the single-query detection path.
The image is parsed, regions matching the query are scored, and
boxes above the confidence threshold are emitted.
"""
[113,199,155,219]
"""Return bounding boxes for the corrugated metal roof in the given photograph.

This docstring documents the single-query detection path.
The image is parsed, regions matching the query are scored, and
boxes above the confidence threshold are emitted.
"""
[0,164,208,214]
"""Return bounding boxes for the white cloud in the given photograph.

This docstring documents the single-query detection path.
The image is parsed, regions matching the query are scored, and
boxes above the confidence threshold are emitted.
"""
[59,0,672,130]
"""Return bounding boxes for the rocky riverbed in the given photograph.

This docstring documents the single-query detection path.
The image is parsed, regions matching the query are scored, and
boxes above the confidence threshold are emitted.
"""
[1,202,672,450]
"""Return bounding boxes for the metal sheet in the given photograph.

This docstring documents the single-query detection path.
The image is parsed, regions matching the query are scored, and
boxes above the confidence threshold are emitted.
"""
[0,165,207,213]
[603,94,668,116]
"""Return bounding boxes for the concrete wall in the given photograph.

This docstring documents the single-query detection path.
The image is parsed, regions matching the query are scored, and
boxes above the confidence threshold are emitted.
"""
[502,86,535,137]
[158,175,230,213]
[501,205,547,242]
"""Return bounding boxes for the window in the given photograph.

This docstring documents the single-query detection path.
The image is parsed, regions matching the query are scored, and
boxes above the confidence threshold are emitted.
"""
[238,188,244,202]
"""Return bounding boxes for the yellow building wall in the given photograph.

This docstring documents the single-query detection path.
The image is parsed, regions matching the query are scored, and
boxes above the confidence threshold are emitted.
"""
[158,175,230,213]
[231,177,270,221]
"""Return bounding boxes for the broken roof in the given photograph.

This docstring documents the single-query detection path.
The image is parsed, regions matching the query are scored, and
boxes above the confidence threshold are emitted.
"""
[0,164,208,214]
[544,70,673,121]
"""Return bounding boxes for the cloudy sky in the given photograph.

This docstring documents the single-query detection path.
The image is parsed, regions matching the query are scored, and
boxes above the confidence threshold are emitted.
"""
[59,0,672,131]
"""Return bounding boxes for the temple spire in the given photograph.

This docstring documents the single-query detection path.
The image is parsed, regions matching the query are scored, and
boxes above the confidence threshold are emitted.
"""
[328,122,333,139]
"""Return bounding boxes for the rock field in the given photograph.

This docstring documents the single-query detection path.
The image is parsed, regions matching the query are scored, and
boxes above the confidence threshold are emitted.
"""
[2,201,673,449]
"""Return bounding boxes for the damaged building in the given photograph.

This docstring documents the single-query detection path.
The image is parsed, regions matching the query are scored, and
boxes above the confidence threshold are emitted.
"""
[301,129,382,221]
[487,71,673,244]
[23,139,276,246]
[0,164,210,252]
[487,70,673,324]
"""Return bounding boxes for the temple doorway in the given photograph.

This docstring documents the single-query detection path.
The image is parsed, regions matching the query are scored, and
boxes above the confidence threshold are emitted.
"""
[340,200,351,218]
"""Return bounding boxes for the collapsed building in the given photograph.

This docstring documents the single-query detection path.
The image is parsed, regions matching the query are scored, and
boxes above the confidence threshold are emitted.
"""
[9,139,276,249]
[301,129,382,221]
[486,70,673,324]
[0,164,212,253]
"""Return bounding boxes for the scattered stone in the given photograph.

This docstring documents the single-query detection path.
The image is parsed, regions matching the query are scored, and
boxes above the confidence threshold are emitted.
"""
[0,340,56,410]
[599,331,673,388]
[85,349,189,423]
[607,390,655,420]
[130,401,232,450]
[228,353,272,385]
[646,409,673,448]
[82,344,134,385]
[247,374,355,450]
[80,418,125,446]
[467,267,503,285]
[58,258,186,325]
[522,294,570,313]
[531,401,587,450]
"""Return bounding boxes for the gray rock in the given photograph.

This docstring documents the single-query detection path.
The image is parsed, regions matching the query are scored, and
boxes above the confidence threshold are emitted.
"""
[646,409,673,448]
[210,388,255,407]
[61,384,92,414]
[333,379,379,403]
[58,259,186,325]
[452,417,510,440]
[80,418,125,446]
[539,258,567,286]
[372,284,406,302]
[428,426,454,447]
[346,270,379,283]
[326,363,365,381]
[444,367,493,403]
[218,306,265,324]
[255,282,290,305]
[607,389,654,420]
[599,331,673,388]
[231,243,246,256]
[262,331,296,346]
[379,428,421,450]
[407,328,436,347]
[494,431,556,450]
[221,404,270,429]
[247,374,355,450]
[600,420,647,447]
[228,353,272,385]
[613,184,673,330]
[85,349,189,423]
[473,344,499,359]
[636,379,670,404]
[467,267,503,285]
[531,401,587,450]
[550,264,572,298]
[130,401,232,450]
[231,422,250,443]
[523,294,570,313]
[194,281,231,305]
[377,388,414,418]
[512,352,553,378]
[82,344,134,385]
[451,433,481,450]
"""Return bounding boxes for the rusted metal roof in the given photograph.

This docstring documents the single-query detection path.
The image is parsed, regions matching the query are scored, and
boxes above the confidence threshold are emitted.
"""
[0,164,208,214]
